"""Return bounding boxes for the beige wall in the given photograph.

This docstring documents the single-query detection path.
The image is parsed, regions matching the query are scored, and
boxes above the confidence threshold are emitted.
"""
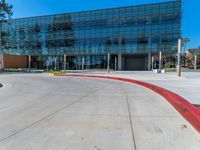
[3,54,28,69]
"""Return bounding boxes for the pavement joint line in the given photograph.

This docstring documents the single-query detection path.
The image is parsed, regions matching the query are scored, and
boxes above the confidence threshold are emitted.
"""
[63,113,129,118]
[0,95,88,143]
[0,84,107,143]
[131,115,181,118]
[58,112,181,118]
[121,84,137,150]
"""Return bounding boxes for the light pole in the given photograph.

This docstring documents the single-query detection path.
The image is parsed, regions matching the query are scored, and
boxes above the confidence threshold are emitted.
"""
[64,54,66,73]
[177,38,189,77]
[28,55,31,73]
[177,38,182,77]
[159,51,162,72]
[54,57,57,70]
[82,56,85,70]
[194,55,197,70]
[107,53,110,73]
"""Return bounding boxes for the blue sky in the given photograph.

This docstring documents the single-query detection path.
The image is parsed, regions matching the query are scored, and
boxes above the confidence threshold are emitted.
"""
[6,0,200,48]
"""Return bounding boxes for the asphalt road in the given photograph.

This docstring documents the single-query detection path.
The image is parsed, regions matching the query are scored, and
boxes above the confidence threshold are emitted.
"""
[0,73,199,150]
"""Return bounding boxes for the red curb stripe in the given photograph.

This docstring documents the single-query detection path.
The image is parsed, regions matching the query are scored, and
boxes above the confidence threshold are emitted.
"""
[55,74,200,133]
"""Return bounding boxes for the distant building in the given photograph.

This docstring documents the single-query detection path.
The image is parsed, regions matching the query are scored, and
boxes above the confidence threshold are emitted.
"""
[0,0,181,70]
[185,48,200,68]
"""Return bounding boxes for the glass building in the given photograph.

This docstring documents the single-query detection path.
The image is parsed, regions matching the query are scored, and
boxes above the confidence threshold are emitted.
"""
[1,0,181,70]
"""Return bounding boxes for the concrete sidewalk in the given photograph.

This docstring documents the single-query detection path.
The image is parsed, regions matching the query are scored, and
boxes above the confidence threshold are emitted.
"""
[75,71,200,105]
[0,74,199,150]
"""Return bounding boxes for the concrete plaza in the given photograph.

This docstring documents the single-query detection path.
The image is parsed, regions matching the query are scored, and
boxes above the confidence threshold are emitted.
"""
[0,73,199,150]
[76,71,200,105]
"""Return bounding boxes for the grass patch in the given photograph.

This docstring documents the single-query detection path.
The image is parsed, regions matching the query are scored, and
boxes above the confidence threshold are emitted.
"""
[47,71,64,75]
[165,68,176,72]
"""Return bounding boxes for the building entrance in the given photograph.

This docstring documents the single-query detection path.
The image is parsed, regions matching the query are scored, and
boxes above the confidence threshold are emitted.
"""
[124,54,147,71]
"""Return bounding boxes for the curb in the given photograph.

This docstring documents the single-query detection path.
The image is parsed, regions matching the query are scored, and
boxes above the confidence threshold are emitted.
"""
[55,74,200,133]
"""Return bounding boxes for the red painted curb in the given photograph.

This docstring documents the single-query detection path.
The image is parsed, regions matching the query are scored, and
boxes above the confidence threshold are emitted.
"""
[55,74,200,133]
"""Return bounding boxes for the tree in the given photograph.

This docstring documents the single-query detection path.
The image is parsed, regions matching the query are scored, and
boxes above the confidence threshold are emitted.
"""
[195,46,200,67]
[0,0,13,42]
[0,0,13,23]
[181,38,190,53]
[0,0,12,69]
[184,47,200,69]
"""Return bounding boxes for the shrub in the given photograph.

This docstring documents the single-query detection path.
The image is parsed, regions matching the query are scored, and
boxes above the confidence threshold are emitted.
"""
[165,68,176,72]
[47,71,64,75]
[164,62,173,69]
[3,68,23,72]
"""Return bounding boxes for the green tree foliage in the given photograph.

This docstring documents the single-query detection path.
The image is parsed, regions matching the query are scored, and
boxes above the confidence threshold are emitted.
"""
[0,0,12,51]
[188,47,200,68]
[192,47,200,58]
[0,0,13,24]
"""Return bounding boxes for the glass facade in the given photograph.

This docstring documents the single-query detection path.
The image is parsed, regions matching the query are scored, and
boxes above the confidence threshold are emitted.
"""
[1,0,181,70]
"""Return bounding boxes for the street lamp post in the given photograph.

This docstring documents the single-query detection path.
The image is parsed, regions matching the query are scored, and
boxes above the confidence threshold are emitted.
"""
[54,57,57,70]
[177,38,182,77]
[194,55,197,70]
[107,53,110,73]
[114,56,117,71]
[64,54,66,73]
[159,51,162,72]
[82,56,85,70]
[177,38,189,77]
[28,55,31,73]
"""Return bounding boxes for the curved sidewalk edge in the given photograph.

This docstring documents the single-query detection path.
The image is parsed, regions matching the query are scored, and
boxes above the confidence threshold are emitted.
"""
[55,74,200,133]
